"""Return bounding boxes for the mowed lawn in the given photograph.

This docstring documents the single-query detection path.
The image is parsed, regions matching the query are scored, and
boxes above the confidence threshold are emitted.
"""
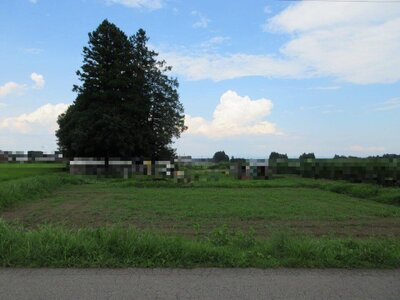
[2,178,400,238]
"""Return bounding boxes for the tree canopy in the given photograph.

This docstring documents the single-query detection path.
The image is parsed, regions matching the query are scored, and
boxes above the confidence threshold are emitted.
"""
[299,152,316,159]
[269,152,288,160]
[213,151,229,163]
[56,20,186,161]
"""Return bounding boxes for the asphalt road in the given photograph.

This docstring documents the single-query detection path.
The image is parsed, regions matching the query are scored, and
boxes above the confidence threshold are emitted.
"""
[0,268,399,300]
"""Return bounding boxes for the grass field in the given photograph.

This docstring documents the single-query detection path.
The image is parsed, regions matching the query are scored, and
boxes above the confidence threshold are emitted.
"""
[0,163,399,268]
[0,163,65,182]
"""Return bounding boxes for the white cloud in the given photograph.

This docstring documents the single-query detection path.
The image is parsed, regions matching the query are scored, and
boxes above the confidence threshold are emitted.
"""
[0,73,45,99]
[201,36,230,49]
[265,2,399,33]
[23,48,43,55]
[265,2,400,84]
[0,103,69,134]
[30,72,45,89]
[162,52,306,81]
[192,11,210,28]
[163,3,400,84]
[0,82,26,98]
[374,97,400,111]
[349,145,385,153]
[107,0,163,9]
[184,90,280,138]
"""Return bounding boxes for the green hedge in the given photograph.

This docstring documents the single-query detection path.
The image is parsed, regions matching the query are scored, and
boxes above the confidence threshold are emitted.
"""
[269,158,400,186]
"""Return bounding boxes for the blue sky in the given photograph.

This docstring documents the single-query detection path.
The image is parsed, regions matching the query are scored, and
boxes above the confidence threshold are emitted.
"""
[0,0,399,158]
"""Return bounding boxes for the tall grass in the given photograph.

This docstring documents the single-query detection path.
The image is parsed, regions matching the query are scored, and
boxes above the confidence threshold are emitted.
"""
[0,174,89,210]
[0,221,398,268]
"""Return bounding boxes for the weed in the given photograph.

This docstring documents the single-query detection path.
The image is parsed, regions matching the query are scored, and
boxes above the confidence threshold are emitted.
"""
[0,220,399,268]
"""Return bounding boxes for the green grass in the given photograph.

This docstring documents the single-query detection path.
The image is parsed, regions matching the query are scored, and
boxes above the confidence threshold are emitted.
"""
[0,173,90,210]
[0,165,399,268]
[119,173,400,205]
[0,220,399,268]
[2,176,399,239]
[0,163,65,182]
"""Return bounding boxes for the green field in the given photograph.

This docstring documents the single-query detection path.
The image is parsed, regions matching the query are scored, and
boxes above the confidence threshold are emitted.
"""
[0,163,399,268]
[0,163,65,182]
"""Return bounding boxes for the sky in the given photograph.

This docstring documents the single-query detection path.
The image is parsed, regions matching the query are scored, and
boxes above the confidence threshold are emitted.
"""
[0,0,399,158]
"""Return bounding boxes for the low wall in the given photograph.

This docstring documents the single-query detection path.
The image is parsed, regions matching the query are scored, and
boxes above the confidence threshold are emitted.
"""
[69,159,175,178]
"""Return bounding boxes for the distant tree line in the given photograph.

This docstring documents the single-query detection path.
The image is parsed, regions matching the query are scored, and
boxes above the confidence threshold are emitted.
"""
[269,152,288,159]
[367,154,400,159]
[334,154,400,159]
[299,153,315,159]
[211,151,399,162]
[268,152,316,160]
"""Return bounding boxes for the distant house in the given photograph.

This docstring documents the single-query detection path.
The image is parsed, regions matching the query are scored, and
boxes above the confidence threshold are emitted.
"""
[230,159,269,179]
[0,151,6,162]
[0,151,64,163]
[69,158,176,179]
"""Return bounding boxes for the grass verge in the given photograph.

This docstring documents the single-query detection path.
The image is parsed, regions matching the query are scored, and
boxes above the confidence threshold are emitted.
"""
[0,221,399,268]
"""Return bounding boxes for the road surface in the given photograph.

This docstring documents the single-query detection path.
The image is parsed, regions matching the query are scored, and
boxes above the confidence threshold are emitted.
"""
[0,268,399,299]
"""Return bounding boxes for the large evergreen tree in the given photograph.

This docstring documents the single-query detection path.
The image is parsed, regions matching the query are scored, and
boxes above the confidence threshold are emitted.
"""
[131,29,186,160]
[56,20,186,163]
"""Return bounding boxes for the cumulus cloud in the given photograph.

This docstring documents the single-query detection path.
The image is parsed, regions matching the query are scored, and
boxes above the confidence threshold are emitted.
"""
[0,82,26,98]
[30,72,45,89]
[265,1,400,84]
[374,97,400,111]
[184,90,280,138]
[0,103,69,134]
[107,0,163,9]
[0,73,44,99]
[192,11,210,28]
